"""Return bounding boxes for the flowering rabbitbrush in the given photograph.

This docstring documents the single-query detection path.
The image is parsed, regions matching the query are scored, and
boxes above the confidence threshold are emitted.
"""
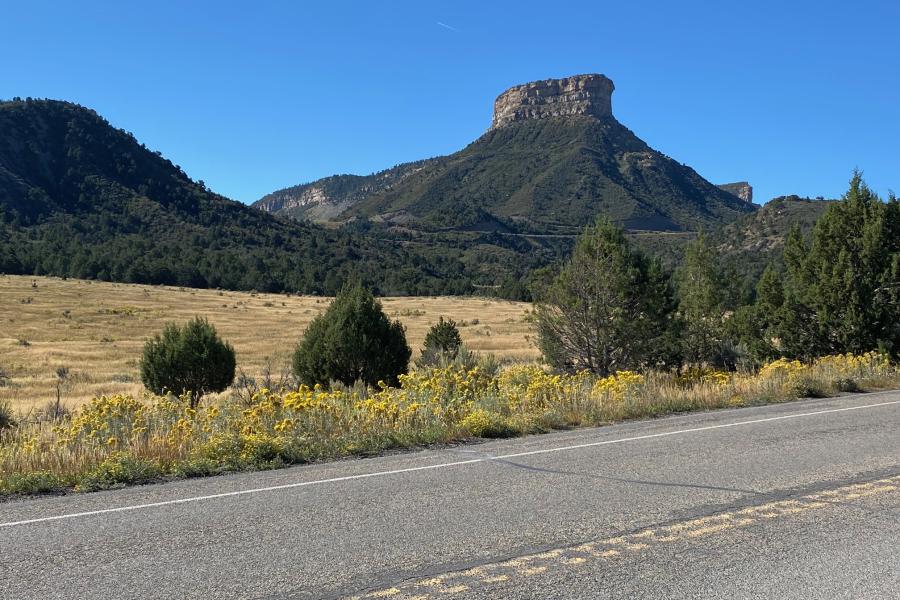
[0,353,896,495]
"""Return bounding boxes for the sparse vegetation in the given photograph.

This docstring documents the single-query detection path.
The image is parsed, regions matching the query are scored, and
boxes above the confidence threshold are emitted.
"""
[0,400,15,431]
[52,367,70,420]
[31,398,73,422]
[233,358,295,405]
[0,275,536,412]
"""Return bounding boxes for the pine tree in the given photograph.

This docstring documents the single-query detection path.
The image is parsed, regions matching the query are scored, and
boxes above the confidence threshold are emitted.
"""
[675,232,729,366]
[737,263,785,361]
[139,317,236,408]
[768,172,900,359]
[417,317,463,367]
[535,219,677,375]
[756,263,784,316]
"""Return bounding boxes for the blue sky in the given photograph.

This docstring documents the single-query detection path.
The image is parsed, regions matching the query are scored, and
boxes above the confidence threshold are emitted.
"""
[2,0,897,205]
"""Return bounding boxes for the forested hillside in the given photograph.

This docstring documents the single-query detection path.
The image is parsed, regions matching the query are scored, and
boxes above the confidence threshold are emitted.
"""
[0,99,471,295]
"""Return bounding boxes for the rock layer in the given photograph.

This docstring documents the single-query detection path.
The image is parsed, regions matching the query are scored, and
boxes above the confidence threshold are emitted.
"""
[717,182,753,203]
[491,74,614,129]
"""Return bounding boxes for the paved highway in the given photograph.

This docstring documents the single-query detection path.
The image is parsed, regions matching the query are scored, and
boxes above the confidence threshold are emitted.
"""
[2,391,899,599]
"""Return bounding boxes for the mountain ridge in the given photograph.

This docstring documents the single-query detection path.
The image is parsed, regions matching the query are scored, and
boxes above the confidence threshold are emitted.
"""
[0,95,829,302]
[253,74,756,233]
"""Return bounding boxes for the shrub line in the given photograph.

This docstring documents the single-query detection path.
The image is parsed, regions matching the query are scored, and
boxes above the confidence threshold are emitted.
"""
[0,353,897,497]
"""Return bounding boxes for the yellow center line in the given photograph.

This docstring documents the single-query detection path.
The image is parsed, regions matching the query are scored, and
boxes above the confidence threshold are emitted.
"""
[686,523,734,537]
[365,588,400,598]
[353,474,900,599]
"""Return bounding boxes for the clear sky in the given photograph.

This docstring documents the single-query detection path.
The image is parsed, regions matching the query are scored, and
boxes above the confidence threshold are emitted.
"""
[2,0,897,205]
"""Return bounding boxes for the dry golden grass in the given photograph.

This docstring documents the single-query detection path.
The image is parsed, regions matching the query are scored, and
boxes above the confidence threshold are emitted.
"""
[0,275,537,411]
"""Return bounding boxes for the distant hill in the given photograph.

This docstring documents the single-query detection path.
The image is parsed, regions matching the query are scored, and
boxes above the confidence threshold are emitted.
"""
[624,195,833,280]
[713,195,831,254]
[254,160,437,222]
[255,74,756,234]
[0,99,471,295]
[710,195,834,280]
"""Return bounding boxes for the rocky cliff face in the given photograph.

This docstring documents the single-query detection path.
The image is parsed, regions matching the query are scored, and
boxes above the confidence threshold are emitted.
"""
[717,181,753,203]
[254,181,350,221]
[255,185,330,213]
[252,160,435,221]
[490,74,614,129]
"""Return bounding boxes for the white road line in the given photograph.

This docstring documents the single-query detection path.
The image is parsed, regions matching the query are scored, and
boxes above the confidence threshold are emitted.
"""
[2,398,899,529]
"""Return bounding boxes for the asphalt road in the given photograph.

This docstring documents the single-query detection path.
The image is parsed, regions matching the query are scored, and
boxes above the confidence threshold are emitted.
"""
[2,391,899,599]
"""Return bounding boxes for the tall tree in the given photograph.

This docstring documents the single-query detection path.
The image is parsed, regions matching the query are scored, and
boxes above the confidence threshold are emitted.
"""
[731,263,783,364]
[675,232,729,366]
[770,226,828,360]
[535,219,677,375]
[763,172,900,359]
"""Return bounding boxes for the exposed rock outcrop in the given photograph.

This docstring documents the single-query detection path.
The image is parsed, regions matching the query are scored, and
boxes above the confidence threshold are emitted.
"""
[717,181,753,203]
[252,160,435,221]
[490,74,614,129]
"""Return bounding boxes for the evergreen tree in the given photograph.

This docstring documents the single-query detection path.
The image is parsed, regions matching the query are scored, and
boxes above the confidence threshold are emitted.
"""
[756,263,785,315]
[761,172,900,359]
[293,284,411,387]
[535,219,677,375]
[675,233,730,366]
[139,317,236,408]
[733,262,793,363]
[805,173,899,355]
[417,317,463,367]
[734,263,785,361]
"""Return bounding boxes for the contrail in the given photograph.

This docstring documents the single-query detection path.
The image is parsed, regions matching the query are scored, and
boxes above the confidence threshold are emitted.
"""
[437,21,460,32]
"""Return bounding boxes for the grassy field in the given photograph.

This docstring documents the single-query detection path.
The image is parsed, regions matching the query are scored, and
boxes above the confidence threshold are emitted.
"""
[0,275,537,412]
